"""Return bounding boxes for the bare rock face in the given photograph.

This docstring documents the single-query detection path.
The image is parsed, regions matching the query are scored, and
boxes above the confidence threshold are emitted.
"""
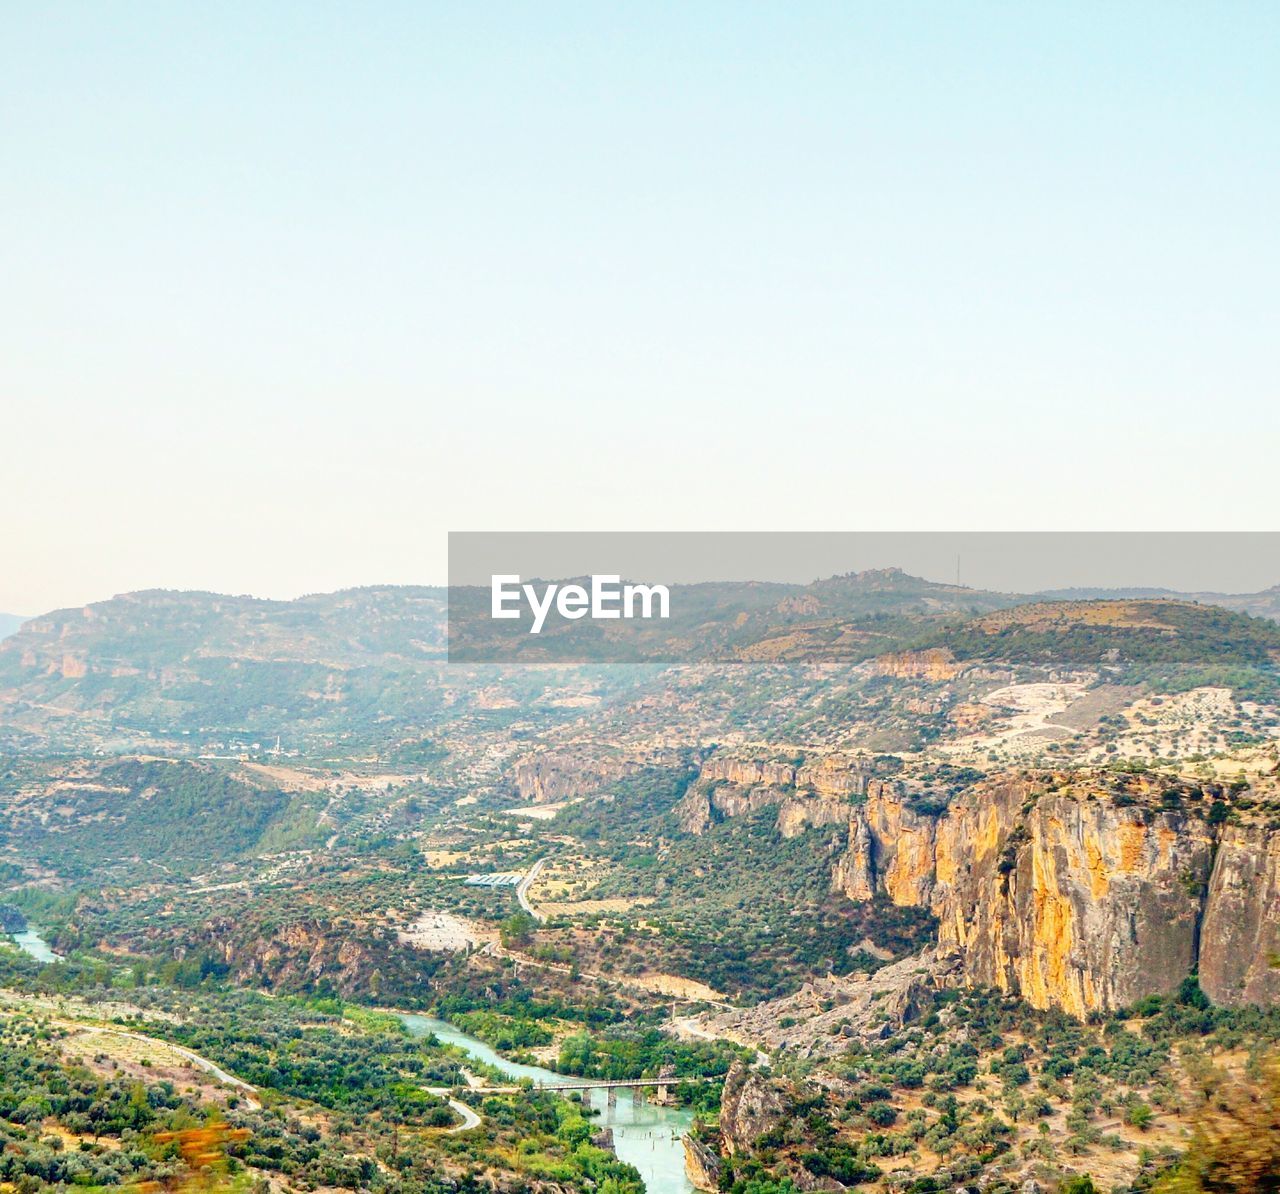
[700,757,799,788]
[833,774,1260,1016]
[872,647,963,681]
[795,754,877,798]
[777,796,851,839]
[718,1062,794,1154]
[832,814,876,900]
[932,782,1214,1017]
[1200,824,1280,1006]
[682,1134,723,1191]
[834,783,938,906]
[512,750,639,803]
[677,751,875,837]
[675,781,789,834]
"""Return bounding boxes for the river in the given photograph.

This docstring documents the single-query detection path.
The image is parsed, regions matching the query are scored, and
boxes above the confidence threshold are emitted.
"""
[401,1014,695,1194]
[8,926,62,962]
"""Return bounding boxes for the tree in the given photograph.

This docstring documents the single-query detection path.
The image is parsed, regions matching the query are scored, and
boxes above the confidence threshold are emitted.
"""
[1154,1055,1280,1192]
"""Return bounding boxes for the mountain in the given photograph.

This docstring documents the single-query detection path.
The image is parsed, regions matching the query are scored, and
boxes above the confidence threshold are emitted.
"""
[0,573,1018,752]
[6,580,1280,1194]
[446,566,1022,662]
[1040,584,1280,622]
[0,614,25,641]
[926,598,1280,690]
[0,586,602,756]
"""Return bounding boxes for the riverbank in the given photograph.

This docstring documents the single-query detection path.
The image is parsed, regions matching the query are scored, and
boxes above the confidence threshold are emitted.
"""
[402,1013,695,1194]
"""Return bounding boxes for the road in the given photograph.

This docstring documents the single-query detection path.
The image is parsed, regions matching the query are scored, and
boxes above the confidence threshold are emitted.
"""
[516,856,548,921]
[83,1025,484,1133]
[426,1088,483,1131]
[79,1026,259,1102]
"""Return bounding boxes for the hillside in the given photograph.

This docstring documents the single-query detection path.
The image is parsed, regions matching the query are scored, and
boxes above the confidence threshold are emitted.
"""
[1041,584,1280,622]
[4,582,1280,1194]
[0,614,25,641]
[0,573,1014,752]
[923,598,1280,697]
[0,756,327,881]
[0,587,618,755]
[446,567,1021,662]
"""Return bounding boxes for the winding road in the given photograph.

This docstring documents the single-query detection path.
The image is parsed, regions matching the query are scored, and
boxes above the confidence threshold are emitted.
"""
[516,856,548,922]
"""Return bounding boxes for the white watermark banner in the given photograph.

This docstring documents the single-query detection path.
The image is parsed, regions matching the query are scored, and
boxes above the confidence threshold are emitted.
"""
[446,531,1280,664]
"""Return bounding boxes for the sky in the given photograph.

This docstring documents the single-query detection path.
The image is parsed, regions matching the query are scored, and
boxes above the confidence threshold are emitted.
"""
[3,2,1278,614]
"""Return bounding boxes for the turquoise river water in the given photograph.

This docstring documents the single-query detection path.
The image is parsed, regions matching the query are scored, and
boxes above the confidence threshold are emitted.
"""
[401,1014,695,1193]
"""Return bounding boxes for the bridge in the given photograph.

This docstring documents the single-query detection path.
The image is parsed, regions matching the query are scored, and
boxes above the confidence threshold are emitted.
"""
[535,1076,687,1092]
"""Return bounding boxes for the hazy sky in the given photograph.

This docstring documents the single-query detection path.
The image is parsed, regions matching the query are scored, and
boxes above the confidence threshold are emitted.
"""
[4,3,1278,614]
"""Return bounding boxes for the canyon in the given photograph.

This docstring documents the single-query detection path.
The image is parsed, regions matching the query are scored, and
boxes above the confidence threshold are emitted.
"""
[681,757,1280,1016]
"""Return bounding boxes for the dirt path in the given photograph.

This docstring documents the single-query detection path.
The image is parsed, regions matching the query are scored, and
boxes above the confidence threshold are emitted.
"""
[75,1025,260,1104]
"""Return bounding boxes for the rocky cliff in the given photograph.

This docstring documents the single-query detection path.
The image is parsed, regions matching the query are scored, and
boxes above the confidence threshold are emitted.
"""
[1200,823,1280,1006]
[512,750,643,804]
[717,1062,797,1155]
[838,772,1280,1015]
[676,752,876,836]
[682,1134,723,1191]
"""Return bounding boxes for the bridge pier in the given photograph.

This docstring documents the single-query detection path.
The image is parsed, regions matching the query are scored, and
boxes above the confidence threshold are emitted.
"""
[652,1064,677,1107]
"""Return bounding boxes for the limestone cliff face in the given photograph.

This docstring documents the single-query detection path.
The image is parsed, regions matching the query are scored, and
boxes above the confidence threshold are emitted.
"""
[699,757,798,788]
[512,751,639,804]
[837,774,1280,1016]
[677,752,873,837]
[796,755,876,798]
[832,782,937,905]
[933,782,1213,1017]
[675,782,787,834]
[1200,824,1280,1006]
[872,647,963,681]
[776,796,851,839]
[682,1135,723,1191]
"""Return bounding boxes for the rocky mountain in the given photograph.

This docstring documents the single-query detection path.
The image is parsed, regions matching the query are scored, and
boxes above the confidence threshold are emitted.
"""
[845,768,1280,1015]
[0,587,631,754]
[675,744,1280,1018]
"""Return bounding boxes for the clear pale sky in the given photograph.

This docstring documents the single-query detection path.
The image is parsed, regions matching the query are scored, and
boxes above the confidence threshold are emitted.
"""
[3,3,1277,614]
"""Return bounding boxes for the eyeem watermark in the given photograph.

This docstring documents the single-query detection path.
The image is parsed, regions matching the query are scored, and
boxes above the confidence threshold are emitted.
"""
[491,574,670,634]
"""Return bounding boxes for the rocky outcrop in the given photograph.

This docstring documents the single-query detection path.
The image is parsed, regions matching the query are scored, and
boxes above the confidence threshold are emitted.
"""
[718,1062,794,1154]
[833,783,938,905]
[699,757,798,789]
[1200,824,1280,1006]
[512,750,640,804]
[776,796,851,839]
[873,647,963,681]
[683,1134,723,1191]
[677,752,877,836]
[933,781,1214,1017]
[703,949,962,1059]
[676,782,788,834]
[835,773,1280,1016]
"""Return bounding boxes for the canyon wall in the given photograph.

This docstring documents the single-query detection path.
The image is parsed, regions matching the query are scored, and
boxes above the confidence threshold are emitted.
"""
[675,753,876,837]
[677,753,1280,1016]
[838,776,1279,1015]
[512,750,643,804]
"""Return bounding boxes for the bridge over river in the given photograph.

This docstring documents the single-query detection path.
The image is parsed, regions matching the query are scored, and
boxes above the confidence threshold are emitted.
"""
[470,1071,712,1102]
